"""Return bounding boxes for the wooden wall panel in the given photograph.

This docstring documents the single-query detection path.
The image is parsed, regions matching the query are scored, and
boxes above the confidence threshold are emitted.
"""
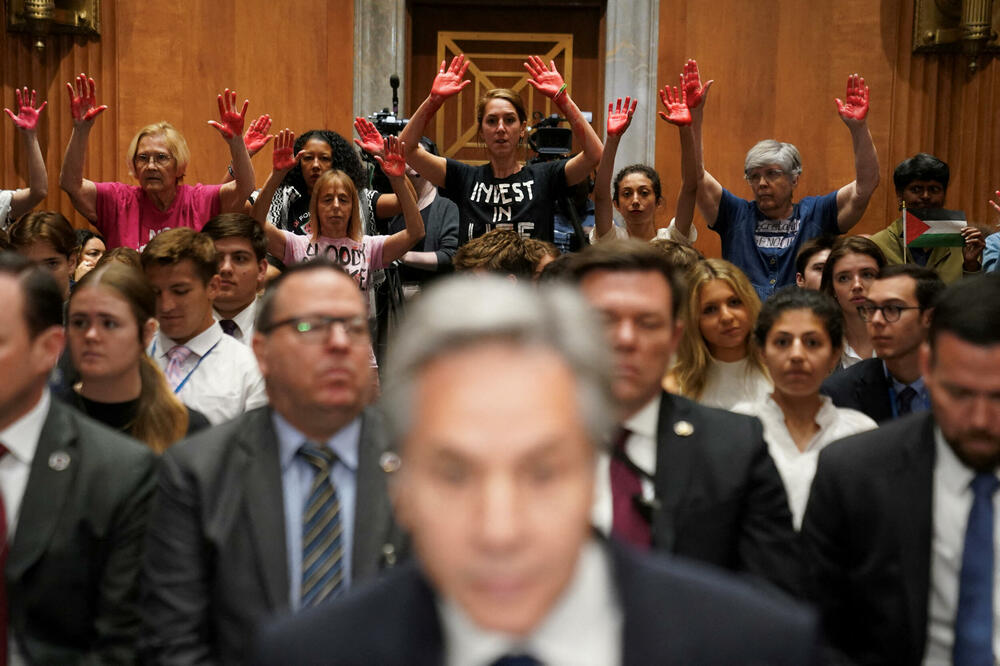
[1,0,355,229]
[655,0,1000,259]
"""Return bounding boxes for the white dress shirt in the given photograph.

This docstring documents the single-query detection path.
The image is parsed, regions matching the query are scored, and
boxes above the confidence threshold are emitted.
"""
[150,322,267,425]
[732,394,876,529]
[589,217,698,245]
[439,540,622,666]
[592,394,659,535]
[213,298,258,345]
[924,429,1000,664]
[699,357,772,411]
[0,389,51,666]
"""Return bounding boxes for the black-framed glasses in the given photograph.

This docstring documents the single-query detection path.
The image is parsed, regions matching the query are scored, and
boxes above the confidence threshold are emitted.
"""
[261,315,368,343]
[857,303,921,323]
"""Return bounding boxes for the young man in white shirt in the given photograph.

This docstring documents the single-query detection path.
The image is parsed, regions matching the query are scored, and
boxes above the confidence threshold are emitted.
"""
[141,227,266,424]
[202,212,268,343]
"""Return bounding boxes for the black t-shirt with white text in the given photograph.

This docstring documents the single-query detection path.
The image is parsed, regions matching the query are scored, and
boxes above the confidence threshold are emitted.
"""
[444,158,568,244]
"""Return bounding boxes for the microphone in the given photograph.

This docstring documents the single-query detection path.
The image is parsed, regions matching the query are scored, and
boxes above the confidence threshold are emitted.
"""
[390,74,400,116]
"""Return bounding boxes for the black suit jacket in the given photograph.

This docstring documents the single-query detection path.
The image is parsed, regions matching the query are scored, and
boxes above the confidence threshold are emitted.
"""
[138,406,407,666]
[651,391,802,595]
[820,358,894,423]
[251,540,819,666]
[7,397,156,664]
[801,411,936,665]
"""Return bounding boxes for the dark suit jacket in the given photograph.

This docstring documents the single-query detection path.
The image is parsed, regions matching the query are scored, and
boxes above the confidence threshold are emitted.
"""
[7,397,156,664]
[801,411,936,665]
[820,357,895,423]
[138,406,407,666]
[250,540,819,665]
[651,392,802,595]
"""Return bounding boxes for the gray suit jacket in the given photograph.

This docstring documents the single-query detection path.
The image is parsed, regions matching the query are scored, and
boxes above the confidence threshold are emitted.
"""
[138,406,406,666]
[7,397,156,665]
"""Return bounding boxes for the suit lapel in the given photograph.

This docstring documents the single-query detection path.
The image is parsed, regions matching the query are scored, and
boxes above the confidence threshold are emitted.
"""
[651,392,698,552]
[856,359,894,422]
[351,408,395,580]
[240,410,289,611]
[6,400,77,581]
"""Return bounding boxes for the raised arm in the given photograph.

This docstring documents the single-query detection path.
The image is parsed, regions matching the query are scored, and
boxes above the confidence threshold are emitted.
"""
[593,97,636,240]
[251,129,298,259]
[4,87,48,221]
[681,60,723,227]
[524,56,603,186]
[657,82,698,239]
[223,114,273,183]
[59,73,107,223]
[210,89,256,212]
[398,55,471,188]
[834,74,879,232]
[371,136,424,263]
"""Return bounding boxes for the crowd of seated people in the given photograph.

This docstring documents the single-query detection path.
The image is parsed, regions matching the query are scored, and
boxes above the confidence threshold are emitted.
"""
[2,55,1000,665]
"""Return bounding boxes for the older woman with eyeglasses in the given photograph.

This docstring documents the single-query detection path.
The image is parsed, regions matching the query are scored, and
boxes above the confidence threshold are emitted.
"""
[59,73,255,251]
[678,61,880,301]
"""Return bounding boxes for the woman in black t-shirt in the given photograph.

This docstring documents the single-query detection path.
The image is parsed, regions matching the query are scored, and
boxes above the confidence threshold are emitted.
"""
[395,54,602,244]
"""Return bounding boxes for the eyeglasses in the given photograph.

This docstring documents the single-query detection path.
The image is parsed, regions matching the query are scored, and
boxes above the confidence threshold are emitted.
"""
[857,303,921,323]
[262,315,368,343]
[134,152,173,166]
[745,168,786,185]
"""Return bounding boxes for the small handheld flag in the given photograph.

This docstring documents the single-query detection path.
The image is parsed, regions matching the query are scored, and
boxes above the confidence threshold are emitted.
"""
[904,208,967,248]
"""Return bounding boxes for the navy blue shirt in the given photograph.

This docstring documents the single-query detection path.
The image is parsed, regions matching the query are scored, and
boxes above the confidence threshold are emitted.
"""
[713,188,840,301]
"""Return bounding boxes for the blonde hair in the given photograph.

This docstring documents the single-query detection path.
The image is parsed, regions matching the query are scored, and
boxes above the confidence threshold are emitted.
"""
[126,121,191,179]
[670,259,768,399]
[72,263,189,453]
[308,169,363,243]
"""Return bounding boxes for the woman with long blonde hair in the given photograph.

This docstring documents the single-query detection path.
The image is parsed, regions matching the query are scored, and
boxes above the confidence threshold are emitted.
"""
[667,258,771,409]
[66,262,209,452]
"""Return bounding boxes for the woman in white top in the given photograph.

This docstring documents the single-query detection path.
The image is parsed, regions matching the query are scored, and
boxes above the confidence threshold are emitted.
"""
[734,287,877,528]
[819,235,886,369]
[667,258,771,409]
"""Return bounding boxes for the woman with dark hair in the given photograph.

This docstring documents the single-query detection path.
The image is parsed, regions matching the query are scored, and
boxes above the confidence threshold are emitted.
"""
[66,263,209,452]
[820,235,886,368]
[8,210,78,300]
[395,54,602,244]
[74,228,106,281]
[733,287,875,528]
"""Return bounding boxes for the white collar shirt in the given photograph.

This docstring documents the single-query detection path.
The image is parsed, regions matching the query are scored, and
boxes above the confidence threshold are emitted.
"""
[0,389,50,539]
[213,298,258,344]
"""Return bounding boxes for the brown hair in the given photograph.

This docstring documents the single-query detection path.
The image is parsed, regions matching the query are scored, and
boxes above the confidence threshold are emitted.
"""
[819,235,886,299]
[202,212,268,261]
[476,89,528,127]
[308,170,363,243]
[72,263,189,452]
[141,228,218,284]
[453,229,533,278]
[95,246,142,271]
[649,238,704,275]
[8,211,78,258]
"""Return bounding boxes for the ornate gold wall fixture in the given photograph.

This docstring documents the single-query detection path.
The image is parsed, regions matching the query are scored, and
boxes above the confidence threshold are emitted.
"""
[914,0,999,72]
[6,0,100,50]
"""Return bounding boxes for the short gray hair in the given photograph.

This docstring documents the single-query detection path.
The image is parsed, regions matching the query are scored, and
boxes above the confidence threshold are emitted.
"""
[382,275,616,450]
[744,139,802,177]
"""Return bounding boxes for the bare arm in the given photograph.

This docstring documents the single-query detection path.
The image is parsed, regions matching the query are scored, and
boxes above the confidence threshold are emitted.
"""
[251,129,299,259]
[593,97,636,239]
[4,88,48,220]
[59,73,107,223]
[834,74,879,232]
[376,137,424,264]
[211,90,256,212]
[397,55,471,189]
[657,81,698,239]
[682,60,724,227]
[222,114,273,183]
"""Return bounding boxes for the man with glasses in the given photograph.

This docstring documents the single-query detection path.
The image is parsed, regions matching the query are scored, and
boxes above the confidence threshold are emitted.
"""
[139,259,406,664]
[681,65,879,300]
[822,264,945,422]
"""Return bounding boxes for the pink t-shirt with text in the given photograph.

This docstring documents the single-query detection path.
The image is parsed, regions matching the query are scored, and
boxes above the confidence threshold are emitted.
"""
[281,231,387,292]
[94,182,222,250]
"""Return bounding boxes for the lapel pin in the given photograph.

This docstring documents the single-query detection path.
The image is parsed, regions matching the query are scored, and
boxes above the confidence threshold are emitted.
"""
[380,452,402,473]
[48,451,71,471]
[673,420,694,437]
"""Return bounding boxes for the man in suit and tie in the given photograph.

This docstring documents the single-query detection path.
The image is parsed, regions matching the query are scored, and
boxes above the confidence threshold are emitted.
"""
[0,252,156,663]
[139,259,406,664]
[251,275,819,665]
[566,239,801,595]
[821,264,944,423]
[802,274,1000,665]
[202,212,269,344]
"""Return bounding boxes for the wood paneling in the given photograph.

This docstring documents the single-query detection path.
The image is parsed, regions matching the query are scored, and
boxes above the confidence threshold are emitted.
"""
[655,0,1000,259]
[1,0,355,229]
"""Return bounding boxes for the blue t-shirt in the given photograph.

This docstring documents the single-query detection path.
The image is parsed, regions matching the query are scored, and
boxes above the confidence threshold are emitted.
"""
[713,188,840,301]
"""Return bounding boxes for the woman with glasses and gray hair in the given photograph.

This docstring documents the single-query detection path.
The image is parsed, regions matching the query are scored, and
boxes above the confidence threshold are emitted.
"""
[676,60,880,302]
[59,73,256,251]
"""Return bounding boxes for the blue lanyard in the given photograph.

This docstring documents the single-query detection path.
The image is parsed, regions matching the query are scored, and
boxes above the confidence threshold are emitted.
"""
[151,339,221,394]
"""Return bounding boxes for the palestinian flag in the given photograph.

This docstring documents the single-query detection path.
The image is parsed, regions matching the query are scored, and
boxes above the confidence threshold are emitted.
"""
[903,207,967,248]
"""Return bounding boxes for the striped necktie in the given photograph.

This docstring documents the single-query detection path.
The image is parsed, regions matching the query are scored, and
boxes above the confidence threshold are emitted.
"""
[298,443,345,607]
